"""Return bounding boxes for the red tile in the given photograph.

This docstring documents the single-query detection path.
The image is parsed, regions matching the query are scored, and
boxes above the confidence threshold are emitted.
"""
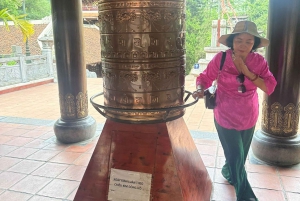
[206,167,215,182]
[73,153,92,166]
[85,145,96,154]
[32,162,69,178]
[212,183,236,201]
[193,138,219,146]
[0,127,14,135]
[281,176,300,193]
[5,147,39,158]
[37,179,79,199]
[0,172,26,189]
[64,143,94,153]
[196,144,218,156]
[0,123,20,128]
[248,172,282,191]
[42,142,69,151]
[27,149,60,161]
[8,159,44,174]
[0,135,14,144]
[2,128,30,137]
[216,156,226,168]
[21,130,45,138]
[34,126,53,132]
[57,165,86,181]
[286,192,300,201]
[253,188,286,201]
[200,154,216,168]
[10,175,52,194]
[246,164,277,175]
[214,168,231,185]
[24,139,50,149]
[50,151,82,164]
[0,157,22,170]
[278,167,300,178]
[28,195,62,201]
[0,144,18,156]
[39,131,55,140]
[217,146,225,157]
[0,190,32,201]
[17,124,40,130]
[67,187,78,200]
[4,136,34,146]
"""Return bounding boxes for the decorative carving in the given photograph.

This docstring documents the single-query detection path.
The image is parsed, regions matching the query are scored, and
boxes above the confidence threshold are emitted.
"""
[296,103,300,132]
[142,72,160,82]
[119,72,138,82]
[135,97,143,104]
[140,10,162,22]
[76,92,88,118]
[101,49,185,59]
[150,95,159,104]
[116,10,136,22]
[120,95,130,104]
[261,100,269,130]
[64,93,76,118]
[98,1,185,11]
[270,102,283,134]
[59,92,88,119]
[102,60,183,70]
[265,102,300,136]
[150,37,159,46]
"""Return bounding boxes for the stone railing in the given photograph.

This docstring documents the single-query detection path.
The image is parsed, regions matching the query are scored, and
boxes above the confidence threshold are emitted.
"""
[0,54,53,87]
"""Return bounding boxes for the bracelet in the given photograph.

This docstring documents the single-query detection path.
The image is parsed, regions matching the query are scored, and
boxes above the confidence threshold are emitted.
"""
[249,74,259,82]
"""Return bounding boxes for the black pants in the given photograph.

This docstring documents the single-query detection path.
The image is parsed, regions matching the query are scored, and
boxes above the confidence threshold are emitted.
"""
[214,119,258,201]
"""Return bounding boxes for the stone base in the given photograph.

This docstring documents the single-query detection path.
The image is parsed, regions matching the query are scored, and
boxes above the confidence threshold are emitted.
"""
[74,117,212,201]
[54,116,96,144]
[251,130,300,166]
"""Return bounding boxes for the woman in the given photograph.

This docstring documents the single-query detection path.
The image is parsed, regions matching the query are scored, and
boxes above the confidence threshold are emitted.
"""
[193,21,277,201]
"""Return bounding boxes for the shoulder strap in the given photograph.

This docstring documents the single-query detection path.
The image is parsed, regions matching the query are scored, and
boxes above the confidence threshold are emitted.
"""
[220,51,226,71]
[214,51,226,85]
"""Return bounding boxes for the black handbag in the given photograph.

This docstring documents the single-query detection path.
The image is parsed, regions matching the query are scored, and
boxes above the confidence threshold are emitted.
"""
[204,52,226,109]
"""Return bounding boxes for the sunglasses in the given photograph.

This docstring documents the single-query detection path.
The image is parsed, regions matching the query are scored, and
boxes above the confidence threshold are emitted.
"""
[236,74,246,93]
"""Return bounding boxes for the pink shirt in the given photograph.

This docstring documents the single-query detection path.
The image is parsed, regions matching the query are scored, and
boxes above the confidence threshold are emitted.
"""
[196,49,277,130]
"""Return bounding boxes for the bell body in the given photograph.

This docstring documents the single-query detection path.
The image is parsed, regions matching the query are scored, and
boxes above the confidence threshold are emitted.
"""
[99,0,186,123]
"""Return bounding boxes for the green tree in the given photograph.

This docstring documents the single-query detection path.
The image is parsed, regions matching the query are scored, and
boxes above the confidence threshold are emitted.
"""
[0,0,22,16]
[0,0,51,20]
[18,0,51,20]
[185,0,218,75]
[185,0,269,75]
[239,0,269,37]
[0,8,34,41]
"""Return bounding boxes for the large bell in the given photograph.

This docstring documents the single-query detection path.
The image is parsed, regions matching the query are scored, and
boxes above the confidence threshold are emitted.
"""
[98,0,186,123]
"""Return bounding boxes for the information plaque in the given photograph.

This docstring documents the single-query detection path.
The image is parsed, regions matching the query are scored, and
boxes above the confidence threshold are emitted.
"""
[108,168,152,201]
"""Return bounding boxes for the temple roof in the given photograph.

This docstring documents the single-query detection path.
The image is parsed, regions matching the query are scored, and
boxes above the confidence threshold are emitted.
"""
[0,21,101,64]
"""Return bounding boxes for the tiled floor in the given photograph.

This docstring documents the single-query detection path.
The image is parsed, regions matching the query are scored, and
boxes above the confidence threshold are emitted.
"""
[0,77,299,201]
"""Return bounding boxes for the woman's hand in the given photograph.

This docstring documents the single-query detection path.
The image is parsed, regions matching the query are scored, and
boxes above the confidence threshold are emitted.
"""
[233,54,251,76]
[192,90,204,99]
[192,88,205,99]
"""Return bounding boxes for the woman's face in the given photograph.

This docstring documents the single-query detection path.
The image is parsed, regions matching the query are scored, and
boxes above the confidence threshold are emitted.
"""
[233,33,255,58]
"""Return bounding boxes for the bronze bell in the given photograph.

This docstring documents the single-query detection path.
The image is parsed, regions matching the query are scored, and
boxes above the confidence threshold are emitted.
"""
[97,0,187,123]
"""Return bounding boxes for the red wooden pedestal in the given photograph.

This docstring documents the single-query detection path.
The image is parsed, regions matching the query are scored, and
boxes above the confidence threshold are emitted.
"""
[74,117,212,201]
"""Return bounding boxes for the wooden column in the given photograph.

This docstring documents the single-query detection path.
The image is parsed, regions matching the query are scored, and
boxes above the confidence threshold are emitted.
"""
[251,0,300,166]
[51,0,96,143]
